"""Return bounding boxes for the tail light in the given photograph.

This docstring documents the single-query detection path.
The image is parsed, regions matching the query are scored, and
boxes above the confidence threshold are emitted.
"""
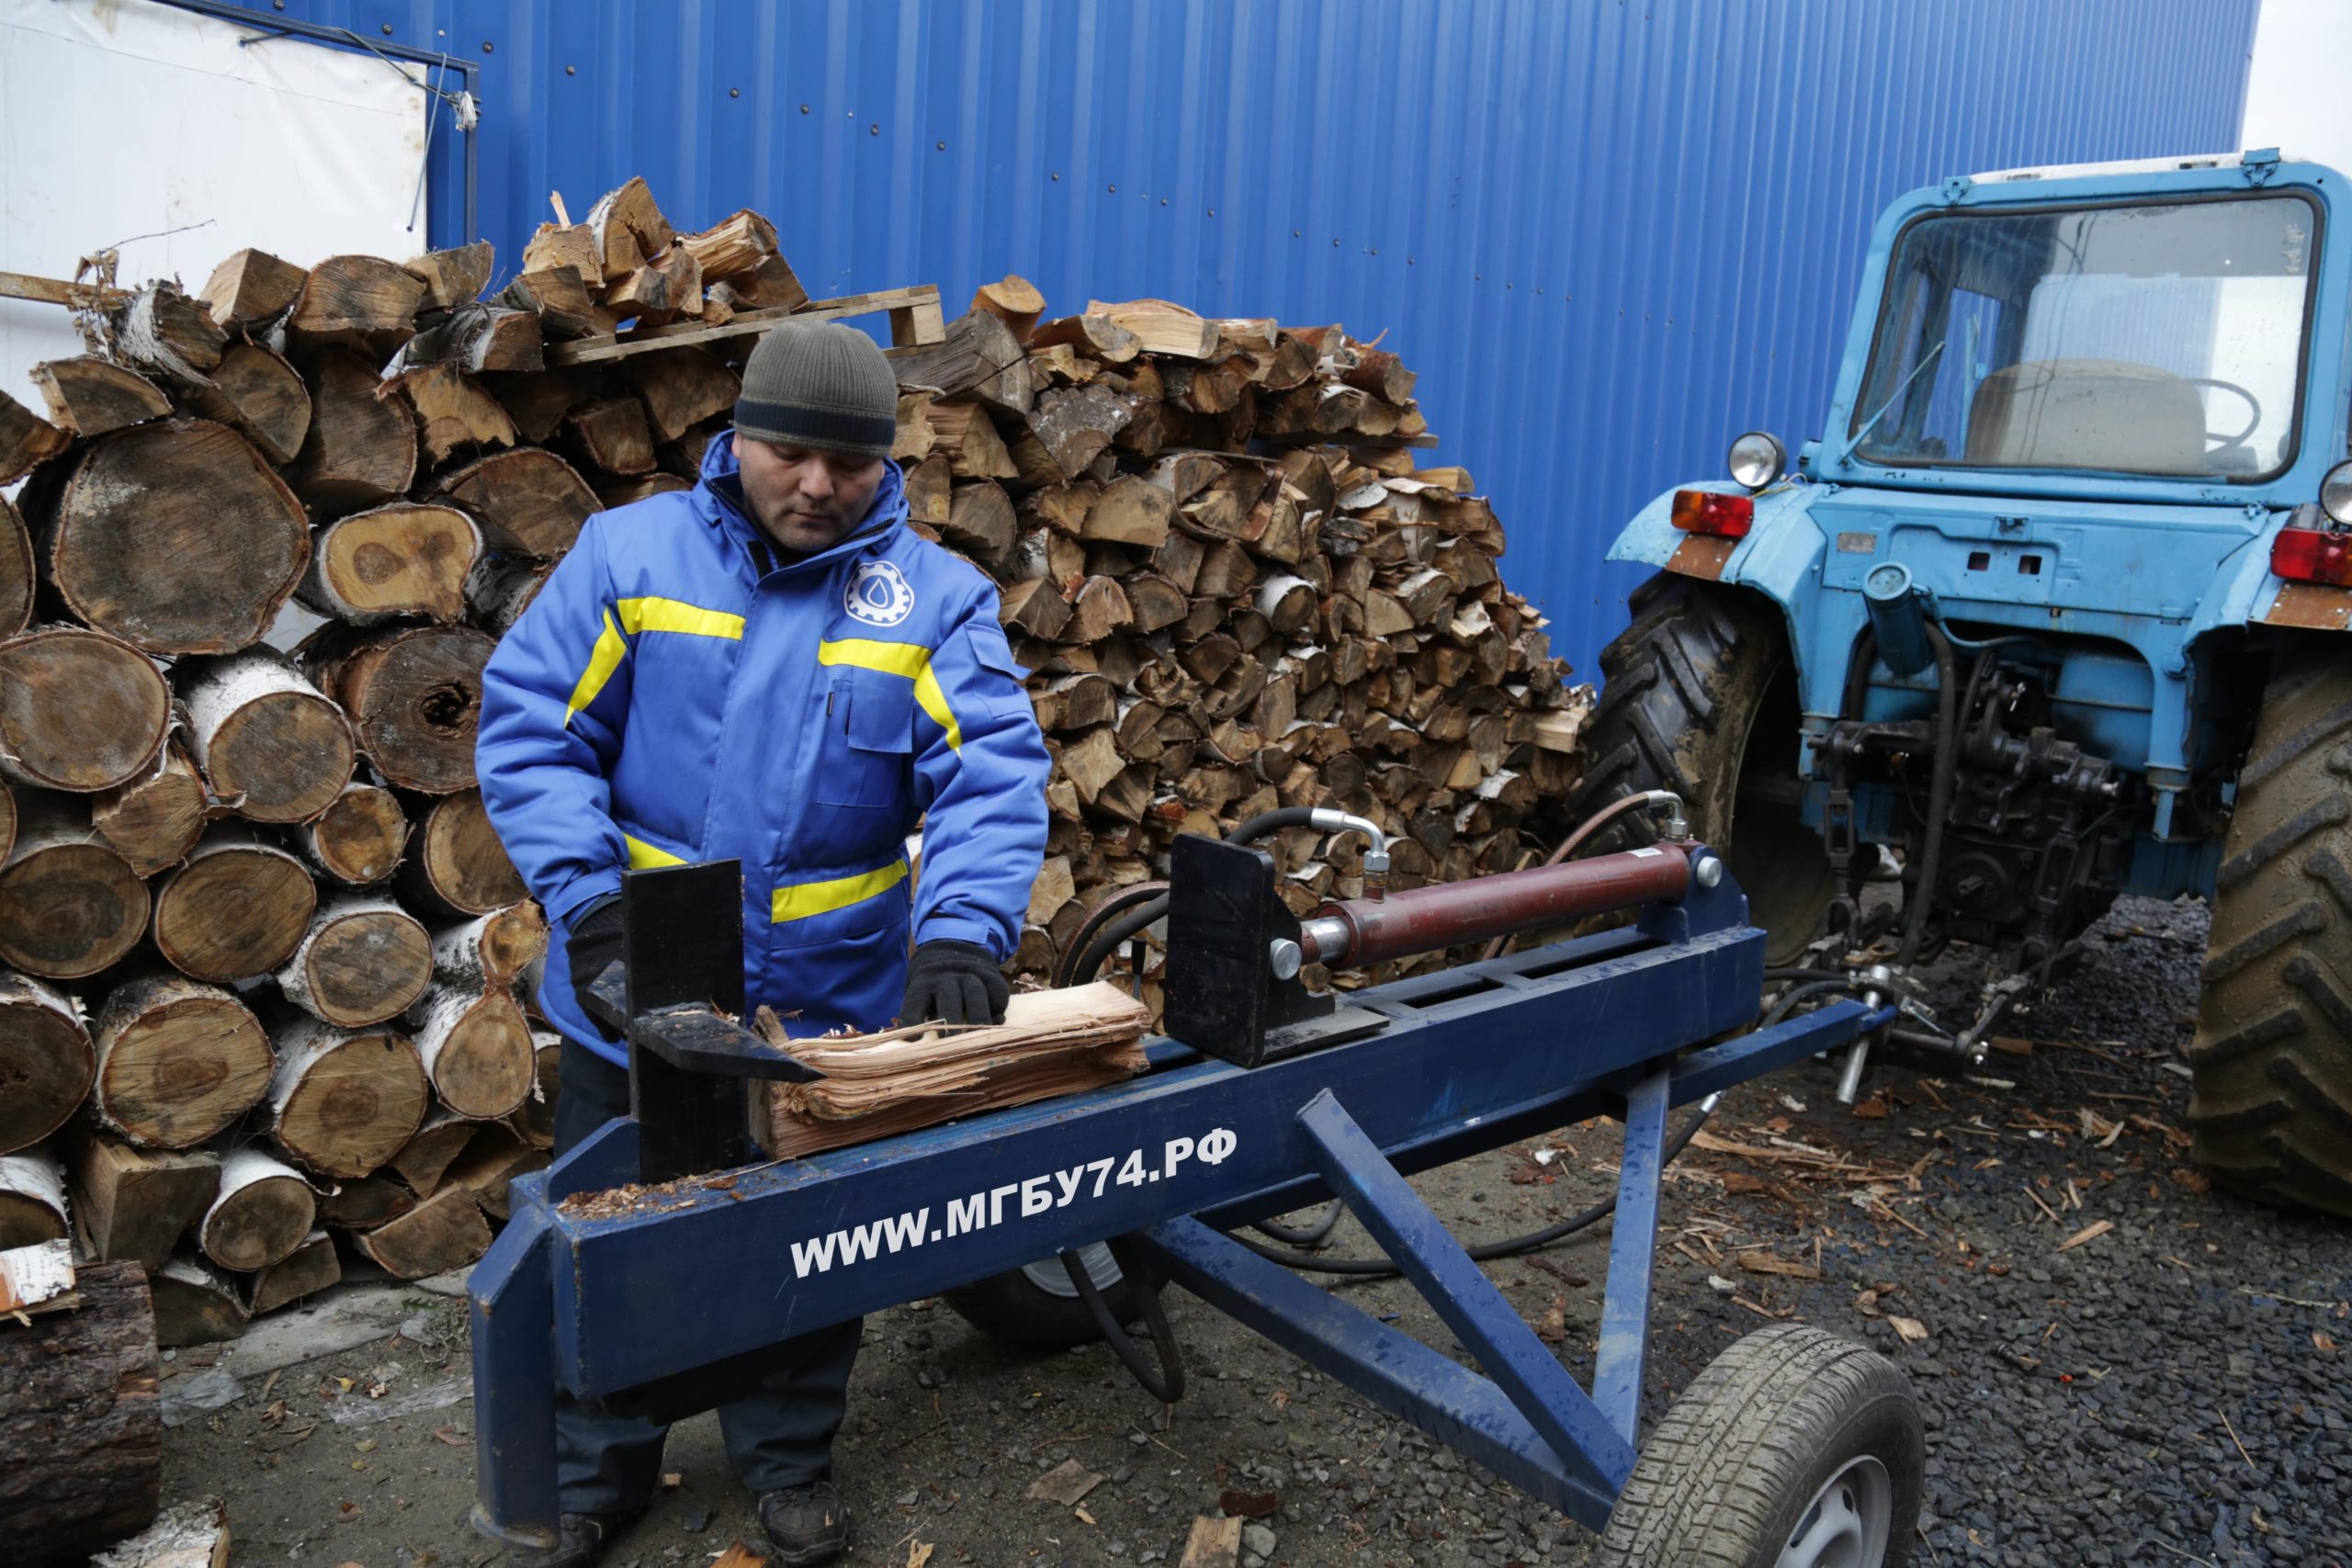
[1671,489,1755,539]
[2271,525,2352,587]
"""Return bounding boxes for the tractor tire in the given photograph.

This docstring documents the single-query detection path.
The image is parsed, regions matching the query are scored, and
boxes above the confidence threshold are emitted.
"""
[2188,642,2352,1216]
[1568,575,1835,965]
[1593,1323,1922,1568]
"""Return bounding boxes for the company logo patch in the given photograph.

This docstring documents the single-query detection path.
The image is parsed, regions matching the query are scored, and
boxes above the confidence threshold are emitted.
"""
[844,561,916,626]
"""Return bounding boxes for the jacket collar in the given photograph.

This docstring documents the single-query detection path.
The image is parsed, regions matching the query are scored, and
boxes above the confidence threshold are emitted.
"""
[697,430,909,578]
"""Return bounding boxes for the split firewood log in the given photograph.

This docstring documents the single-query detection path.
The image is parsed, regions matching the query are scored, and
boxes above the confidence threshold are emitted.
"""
[0,970,92,1155]
[177,648,356,824]
[90,976,271,1150]
[303,623,493,794]
[276,896,435,1030]
[0,388,71,483]
[0,1150,70,1247]
[390,364,519,464]
[432,901,548,990]
[199,246,308,327]
[147,1251,248,1347]
[109,282,227,384]
[389,1111,481,1199]
[247,1230,340,1314]
[33,419,310,653]
[89,738,207,875]
[0,495,30,636]
[277,254,428,352]
[353,1184,492,1279]
[433,446,599,557]
[398,789,526,916]
[405,240,495,310]
[0,626,171,792]
[584,175,675,282]
[706,252,808,313]
[293,351,418,512]
[465,553,560,636]
[27,356,170,437]
[196,1148,315,1271]
[151,829,316,982]
[0,797,148,979]
[299,781,409,886]
[173,340,311,464]
[266,1015,429,1178]
[299,502,482,625]
[64,1131,218,1270]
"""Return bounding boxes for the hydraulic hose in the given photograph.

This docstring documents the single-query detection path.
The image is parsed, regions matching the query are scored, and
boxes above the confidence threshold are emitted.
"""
[1897,624,1959,967]
[1227,1099,1719,1275]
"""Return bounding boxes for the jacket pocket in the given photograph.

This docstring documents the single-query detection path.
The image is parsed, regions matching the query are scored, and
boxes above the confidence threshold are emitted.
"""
[813,670,916,808]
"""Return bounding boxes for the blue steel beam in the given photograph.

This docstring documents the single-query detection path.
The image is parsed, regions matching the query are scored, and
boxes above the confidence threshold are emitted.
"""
[467,1207,559,1551]
[1134,1217,1623,1532]
[1590,1069,1669,1443]
[1295,1089,1639,1500]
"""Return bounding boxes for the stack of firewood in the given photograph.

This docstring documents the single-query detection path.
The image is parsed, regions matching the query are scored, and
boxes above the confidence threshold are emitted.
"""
[0,174,1588,1341]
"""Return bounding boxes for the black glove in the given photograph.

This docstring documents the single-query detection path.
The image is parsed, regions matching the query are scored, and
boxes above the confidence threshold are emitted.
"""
[899,939,1010,1027]
[565,894,626,1023]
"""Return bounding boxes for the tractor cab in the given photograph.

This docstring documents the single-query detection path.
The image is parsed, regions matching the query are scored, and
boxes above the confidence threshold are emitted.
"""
[1592,151,2352,1216]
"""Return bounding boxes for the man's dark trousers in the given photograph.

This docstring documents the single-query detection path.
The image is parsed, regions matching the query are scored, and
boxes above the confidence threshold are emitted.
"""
[551,1041,862,1513]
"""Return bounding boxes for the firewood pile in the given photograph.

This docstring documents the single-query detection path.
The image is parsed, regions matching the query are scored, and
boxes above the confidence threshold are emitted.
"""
[0,175,1589,1343]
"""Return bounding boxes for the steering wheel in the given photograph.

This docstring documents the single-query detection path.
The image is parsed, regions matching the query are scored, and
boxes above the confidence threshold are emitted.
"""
[2187,378,2261,452]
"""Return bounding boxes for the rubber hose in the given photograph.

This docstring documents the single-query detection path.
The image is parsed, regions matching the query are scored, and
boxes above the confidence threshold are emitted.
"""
[1229,1101,1717,1276]
[1054,880,1170,989]
[1760,977,1863,1029]
[1251,1201,1344,1247]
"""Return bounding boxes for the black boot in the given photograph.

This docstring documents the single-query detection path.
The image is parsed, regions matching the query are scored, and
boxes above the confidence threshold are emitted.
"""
[758,1481,848,1565]
[513,1511,630,1568]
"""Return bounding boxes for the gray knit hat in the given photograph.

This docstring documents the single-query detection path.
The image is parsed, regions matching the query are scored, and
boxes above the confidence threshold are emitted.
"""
[734,321,899,458]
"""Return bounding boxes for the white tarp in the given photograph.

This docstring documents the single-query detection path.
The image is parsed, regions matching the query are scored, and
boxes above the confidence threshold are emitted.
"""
[0,0,431,413]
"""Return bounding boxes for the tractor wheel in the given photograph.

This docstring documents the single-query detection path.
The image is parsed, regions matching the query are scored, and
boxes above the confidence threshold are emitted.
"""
[1593,1324,1922,1568]
[1568,575,1835,965]
[2188,642,2352,1216]
[943,1244,1136,1352]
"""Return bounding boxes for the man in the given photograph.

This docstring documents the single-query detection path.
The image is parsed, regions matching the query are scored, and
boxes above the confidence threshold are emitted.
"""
[477,321,1050,1566]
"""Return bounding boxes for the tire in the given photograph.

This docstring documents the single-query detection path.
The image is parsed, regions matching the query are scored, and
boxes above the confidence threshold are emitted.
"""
[943,1245,1136,1352]
[1594,1324,1923,1568]
[1569,576,1835,965]
[2188,642,2352,1216]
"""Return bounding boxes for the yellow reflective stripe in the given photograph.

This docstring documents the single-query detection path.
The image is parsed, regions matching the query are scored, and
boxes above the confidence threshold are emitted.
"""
[564,610,630,726]
[618,596,744,639]
[624,834,685,869]
[563,599,741,728]
[817,638,963,751]
[770,858,909,923]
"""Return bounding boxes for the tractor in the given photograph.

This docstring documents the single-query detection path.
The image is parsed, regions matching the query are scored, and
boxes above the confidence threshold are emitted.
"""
[1584,148,2352,1215]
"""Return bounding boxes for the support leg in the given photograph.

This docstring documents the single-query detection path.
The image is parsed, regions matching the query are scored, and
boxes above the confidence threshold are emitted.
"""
[1591,1067,1669,1445]
[469,1207,560,1550]
[1294,1089,1636,1499]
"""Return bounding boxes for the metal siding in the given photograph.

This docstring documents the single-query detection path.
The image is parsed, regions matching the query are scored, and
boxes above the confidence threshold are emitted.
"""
[243,0,2254,678]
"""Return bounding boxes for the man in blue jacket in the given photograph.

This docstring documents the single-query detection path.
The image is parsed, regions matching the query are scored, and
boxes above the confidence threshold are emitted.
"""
[477,321,1050,1566]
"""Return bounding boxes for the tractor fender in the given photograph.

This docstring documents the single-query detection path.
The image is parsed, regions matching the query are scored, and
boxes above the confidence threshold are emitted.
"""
[1605,479,1834,681]
[2229,510,2352,636]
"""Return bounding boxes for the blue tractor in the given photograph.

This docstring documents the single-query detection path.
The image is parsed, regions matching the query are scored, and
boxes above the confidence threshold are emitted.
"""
[1585,149,2352,1215]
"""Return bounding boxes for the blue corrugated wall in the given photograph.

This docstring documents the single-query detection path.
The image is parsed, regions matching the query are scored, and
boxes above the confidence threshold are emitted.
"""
[238,0,2256,679]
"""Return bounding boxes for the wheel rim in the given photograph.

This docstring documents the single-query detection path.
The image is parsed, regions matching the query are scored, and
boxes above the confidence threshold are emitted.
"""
[1777,1454,1894,1568]
[1021,1242,1122,1299]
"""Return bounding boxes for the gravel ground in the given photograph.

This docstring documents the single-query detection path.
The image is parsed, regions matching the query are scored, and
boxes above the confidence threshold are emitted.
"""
[159,895,2351,1568]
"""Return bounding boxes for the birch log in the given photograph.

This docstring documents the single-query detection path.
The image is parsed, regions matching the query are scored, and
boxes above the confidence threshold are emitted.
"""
[0,495,30,637]
[388,1111,481,1199]
[196,1148,314,1271]
[151,830,315,982]
[90,738,208,875]
[431,901,548,990]
[175,339,311,464]
[0,626,172,793]
[297,502,481,624]
[177,649,356,824]
[148,1252,249,1347]
[352,1185,491,1279]
[35,419,310,654]
[0,1151,69,1247]
[0,970,91,1155]
[0,799,149,979]
[276,896,434,1029]
[409,983,534,1118]
[304,623,492,794]
[299,782,408,885]
[90,977,272,1149]
[266,1017,429,1178]
[399,789,526,915]
[245,1229,339,1314]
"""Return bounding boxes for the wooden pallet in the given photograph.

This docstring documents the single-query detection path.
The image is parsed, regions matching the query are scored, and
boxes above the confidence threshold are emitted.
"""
[545,283,945,367]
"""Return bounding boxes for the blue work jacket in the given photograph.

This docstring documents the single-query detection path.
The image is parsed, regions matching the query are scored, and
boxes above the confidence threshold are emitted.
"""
[476,434,1051,1064]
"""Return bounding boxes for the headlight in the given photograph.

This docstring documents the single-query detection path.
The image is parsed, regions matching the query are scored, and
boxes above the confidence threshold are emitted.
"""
[2322,458,2352,526]
[1727,431,1786,492]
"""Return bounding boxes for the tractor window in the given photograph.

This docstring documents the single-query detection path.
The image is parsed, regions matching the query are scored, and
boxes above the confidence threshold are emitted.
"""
[1849,194,2318,482]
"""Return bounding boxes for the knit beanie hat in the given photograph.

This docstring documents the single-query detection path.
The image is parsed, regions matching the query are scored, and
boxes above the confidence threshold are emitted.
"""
[734,321,899,458]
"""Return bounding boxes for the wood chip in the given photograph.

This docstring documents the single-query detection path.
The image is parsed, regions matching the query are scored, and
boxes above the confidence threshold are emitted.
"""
[1179,1514,1244,1568]
[1735,1251,1821,1280]
[1025,1457,1105,1506]
[2056,1218,2114,1252]
[1888,1314,1929,1343]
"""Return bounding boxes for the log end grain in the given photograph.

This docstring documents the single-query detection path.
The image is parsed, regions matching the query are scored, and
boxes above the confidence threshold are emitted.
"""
[153,841,317,982]
[0,839,149,980]
[0,627,172,792]
[94,983,272,1150]
[273,1031,429,1179]
[305,784,409,885]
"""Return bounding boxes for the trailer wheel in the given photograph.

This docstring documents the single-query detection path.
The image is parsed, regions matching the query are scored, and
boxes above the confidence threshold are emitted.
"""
[943,1245,1136,1352]
[1568,575,1834,965]
[2188,641,2352,1216]
[1594,1324,1922,1568]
